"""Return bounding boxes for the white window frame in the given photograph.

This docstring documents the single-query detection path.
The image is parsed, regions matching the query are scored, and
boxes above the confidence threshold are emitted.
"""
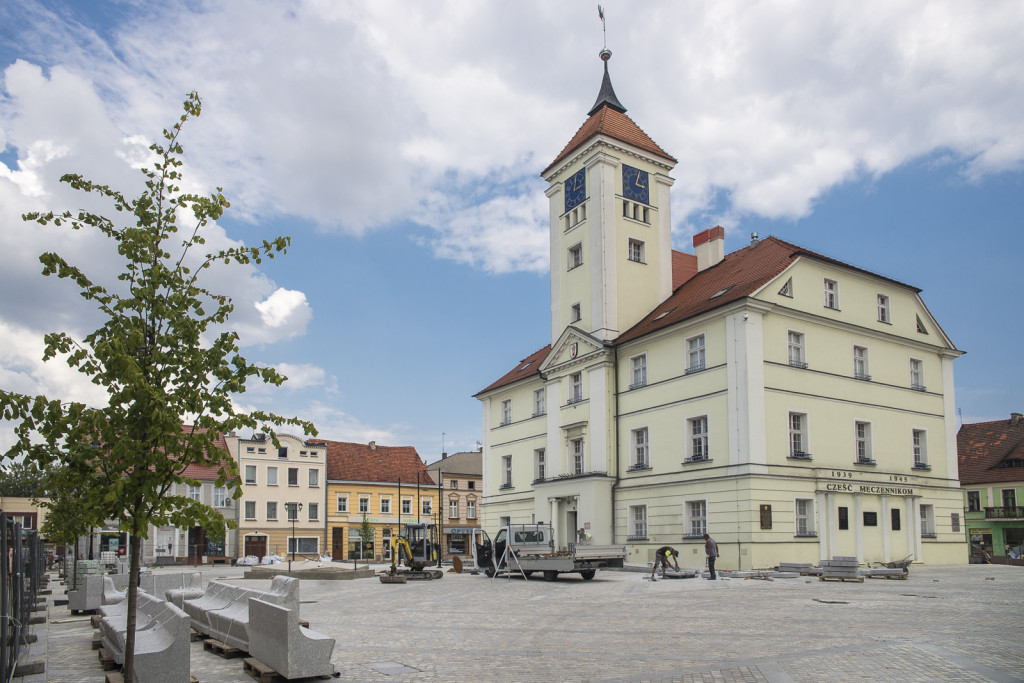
[571,303,582,322]
[853,345,870,380]
[287,467,299,486]
[795,498,816,536]
[266,466,278,486]
[213,487,228,508]
[628,238,645,263]
[571,438,585,475]
[568,243,583,270]
[380,496,391,514]
[244,500,256,521]
[685,499,707,537]
[877,293,890,323]
[533,389,546,416]
[188,485,201,502]
[244,465,257,485]
[789,412,809,459]
[569,373,583,403]
[336,494,348,514]
[631,427,649,470]
[628,505,648,539]
[466,499,476,519]
[630,353,647,389]
[787,330,806,368]
[920,504,935,537]
[449,499,459,519]
[824,278,839,309]
[910,358,925,391]
[501,399,512,425]
[686,334,706,373]
[359,496,370,514]
[287,537,319,555]
[855,421,874,464]
[266,501,278,521]
[535,448,546,481]
[308,469,319,487]
[308,502,319,522]
[422,498,433,516]
[912,429,929,469]
[688,416,709,462]
[402,498,412,515]
[502,455,513,488]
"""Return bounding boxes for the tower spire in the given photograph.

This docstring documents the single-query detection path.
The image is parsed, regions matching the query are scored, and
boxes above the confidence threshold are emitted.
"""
[588,43,626,116]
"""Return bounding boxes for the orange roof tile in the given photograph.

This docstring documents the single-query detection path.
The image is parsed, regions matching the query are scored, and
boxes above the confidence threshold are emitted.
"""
[672,250,698,290]
[474,345,551,397]
[957,415,1024,485]
[543,106,677,176]
[318,440,435,486]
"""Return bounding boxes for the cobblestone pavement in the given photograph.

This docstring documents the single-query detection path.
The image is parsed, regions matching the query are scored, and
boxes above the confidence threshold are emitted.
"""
[20,564,1024,682]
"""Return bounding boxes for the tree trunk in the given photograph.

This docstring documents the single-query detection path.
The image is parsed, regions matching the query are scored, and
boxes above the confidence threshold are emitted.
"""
[123,532,142,682]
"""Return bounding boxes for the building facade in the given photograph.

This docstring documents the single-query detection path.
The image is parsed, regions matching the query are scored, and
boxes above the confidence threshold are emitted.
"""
[425,451,483,559]
[235,433,327,560]
[322,440,437,561]
[475,52,967,569]
[957,414,1024,564]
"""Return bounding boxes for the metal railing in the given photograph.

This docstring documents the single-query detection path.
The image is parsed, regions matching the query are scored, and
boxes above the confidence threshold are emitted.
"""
[984,506,1024,519]
[2,512,44,683]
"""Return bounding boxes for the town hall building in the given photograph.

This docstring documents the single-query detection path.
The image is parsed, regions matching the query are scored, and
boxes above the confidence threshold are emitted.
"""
[475,50,967,569]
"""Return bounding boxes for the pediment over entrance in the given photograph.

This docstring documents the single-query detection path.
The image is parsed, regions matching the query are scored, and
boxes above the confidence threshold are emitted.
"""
[540,327,609,374]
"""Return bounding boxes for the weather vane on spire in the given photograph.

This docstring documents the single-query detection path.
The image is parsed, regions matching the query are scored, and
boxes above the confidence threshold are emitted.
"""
[598,5,611,61]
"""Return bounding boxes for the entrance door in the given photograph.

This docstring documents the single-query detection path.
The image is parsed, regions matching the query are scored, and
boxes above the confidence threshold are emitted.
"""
[566,511,578,551]
[244,535,267,561]
[332,528,345,560]
[187,527,205,565]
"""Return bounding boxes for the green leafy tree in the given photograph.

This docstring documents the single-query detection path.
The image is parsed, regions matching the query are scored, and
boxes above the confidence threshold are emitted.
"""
[0,92,313,681]
[359,514,374,560]
[0,460,48,497]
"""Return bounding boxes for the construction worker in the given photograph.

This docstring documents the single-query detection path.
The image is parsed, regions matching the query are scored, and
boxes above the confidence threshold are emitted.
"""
[650,546,680,580]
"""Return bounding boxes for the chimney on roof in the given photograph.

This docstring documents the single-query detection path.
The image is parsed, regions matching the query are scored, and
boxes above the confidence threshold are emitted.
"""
[1012,413,1023,426]
[693,226,725,272]
[442,452,448,459]
[750,232,760,247]
[369,440,376,450]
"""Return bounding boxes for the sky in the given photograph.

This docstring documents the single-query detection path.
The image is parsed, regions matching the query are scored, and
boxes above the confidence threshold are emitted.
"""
[1,0,1022,462]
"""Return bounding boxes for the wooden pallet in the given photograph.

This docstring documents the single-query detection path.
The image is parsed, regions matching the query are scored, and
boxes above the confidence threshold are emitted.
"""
[92,632,102,650]
[203,638,246,658]
[190,627,205,642]
[819,575,864,583]
[243,657,280,683]
[97,646,118,670]
[867,573,908,580]
[106,674,198,683]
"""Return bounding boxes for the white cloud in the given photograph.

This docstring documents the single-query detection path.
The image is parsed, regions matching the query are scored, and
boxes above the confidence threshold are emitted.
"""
[254,289,311,329]
[274,363,336,393]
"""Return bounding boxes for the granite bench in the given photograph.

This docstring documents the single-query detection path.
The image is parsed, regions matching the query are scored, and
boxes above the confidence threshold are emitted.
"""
[69,572,128,612]
[98,589,166,652]
[248,598,336,679]
[183,576,299,653]
[99,593,191,682]
[142,571,203,608]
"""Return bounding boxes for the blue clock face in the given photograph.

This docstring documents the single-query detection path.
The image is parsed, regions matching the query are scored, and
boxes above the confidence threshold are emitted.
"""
[622,164,650,204]
[564,169,586,212]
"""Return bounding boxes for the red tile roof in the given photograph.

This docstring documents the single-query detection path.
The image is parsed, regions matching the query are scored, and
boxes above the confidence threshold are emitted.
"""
[477,235,932,396]
[957,415,1024,485]
[317,440,435,486]
[178,426,233,481]
[672,250,697,290]
[543,106,677,176]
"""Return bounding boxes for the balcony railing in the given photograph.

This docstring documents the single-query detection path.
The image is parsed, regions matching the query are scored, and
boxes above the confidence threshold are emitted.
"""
[627,463,651,472]
[789,360,808,369]
[789,452,812,460]
[984,506,1024,519]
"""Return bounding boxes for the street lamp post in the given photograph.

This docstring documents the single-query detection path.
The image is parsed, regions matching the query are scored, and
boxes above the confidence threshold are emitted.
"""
[286,502,303,572]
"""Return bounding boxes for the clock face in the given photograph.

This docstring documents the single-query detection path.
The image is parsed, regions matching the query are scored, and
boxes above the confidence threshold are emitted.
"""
[564,169,586,212]
[622,164,650,205]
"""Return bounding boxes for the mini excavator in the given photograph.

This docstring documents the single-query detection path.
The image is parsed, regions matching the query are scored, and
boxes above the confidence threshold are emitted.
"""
[378,523,445,583]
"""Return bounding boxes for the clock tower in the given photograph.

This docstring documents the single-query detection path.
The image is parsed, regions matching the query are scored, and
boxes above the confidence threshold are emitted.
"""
[541,49,677,346]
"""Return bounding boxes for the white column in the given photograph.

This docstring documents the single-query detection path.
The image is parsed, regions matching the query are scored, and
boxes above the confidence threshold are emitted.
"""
[880,495,891,562]
[905,496,918,560]
[589,366,607,473]
[546,382,560,474]
[587,153,619,342]
[854,494,864,563]
[725,308,767,466]
[654,173,675,302]
[816,491,828,562]
[550,497,559,548]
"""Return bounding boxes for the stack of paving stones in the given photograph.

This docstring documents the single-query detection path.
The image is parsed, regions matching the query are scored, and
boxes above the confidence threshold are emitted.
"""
[778,562,819,576]
[819,556,863,582]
